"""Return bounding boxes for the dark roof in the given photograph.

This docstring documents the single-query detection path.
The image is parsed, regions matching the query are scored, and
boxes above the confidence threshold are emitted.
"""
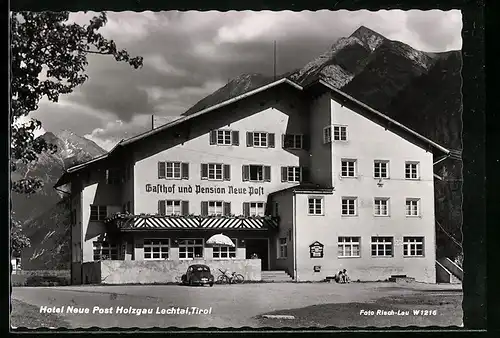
[55,78,449,188]
[269,184,335,197]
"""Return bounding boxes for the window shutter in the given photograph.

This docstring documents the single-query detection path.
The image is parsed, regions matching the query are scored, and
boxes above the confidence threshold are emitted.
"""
[243,202,250,217]
[181,163,189,179]
[223,164,231,181]
[246,132,253,147]
[209,130,217,145]
[281,167,288,182]
[181,201,189,216]
[105,169,110,184]
[281,134,285,148]
[201,201,209,216]
[223,202,231,216]
[302,135,310,150]
[231,131,239,146]
[242,165,250,181]
[264,166,271,182]
[158,200,166,215]
[268,133,275,148]
[201,164,208,179]
[301,167,310,183]
[158,162,166,179]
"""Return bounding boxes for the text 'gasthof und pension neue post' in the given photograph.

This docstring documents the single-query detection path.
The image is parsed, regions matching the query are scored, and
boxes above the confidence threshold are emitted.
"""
[39,305,213,316]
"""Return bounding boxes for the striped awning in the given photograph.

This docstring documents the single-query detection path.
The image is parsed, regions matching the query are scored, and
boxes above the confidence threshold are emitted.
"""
[105,214,279,231]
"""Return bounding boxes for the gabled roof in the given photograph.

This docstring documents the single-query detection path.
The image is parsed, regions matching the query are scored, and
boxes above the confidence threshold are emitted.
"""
[54,77,449,188]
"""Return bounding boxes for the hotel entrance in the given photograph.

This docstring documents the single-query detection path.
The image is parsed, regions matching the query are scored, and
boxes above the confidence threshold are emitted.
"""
[245,238,269,271]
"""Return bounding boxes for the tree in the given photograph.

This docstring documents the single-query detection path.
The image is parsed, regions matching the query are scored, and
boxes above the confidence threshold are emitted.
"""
[10,11,143,253]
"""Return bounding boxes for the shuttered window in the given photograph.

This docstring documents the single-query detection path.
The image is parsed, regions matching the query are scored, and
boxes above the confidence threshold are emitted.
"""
[158,162,189,179]
[242,165,271,182]
[246,132,275,148]
[202,201,231,216]
[281,166,309,183]
[201,163,231,181]
[90,205,107,221]
[210,130,239,146]
[158,200,188,216]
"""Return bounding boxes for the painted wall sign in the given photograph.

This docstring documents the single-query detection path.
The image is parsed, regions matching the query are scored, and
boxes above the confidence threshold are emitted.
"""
[145,184,265,196]
[309,241,324,258]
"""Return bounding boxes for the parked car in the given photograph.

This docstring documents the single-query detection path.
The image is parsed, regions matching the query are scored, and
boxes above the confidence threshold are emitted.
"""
[181,264,214,286]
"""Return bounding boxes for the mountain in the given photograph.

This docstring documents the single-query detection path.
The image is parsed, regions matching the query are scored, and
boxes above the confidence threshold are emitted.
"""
[12,130,106,270]
[181,26,463,260]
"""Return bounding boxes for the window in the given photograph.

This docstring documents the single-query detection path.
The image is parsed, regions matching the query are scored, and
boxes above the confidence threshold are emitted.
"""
[272,202,279,217]
[144,239,170,260]
[308,197,324,215]
[403,237,425,257]
[323,126,332,144]
[217,130,232,145]
[210,130,239,146]
[283,134,303,149]
[405,162,420,179]
[201,201,230,216]
[213,238,237,259]
[406,198,420,217]
[341,159,357,177]
[158,200,181,215]
[371,237,393,257]
[106,169,121,185]
[242,165,271,182]
[208,201,223,216]
[374,160,389,179]
[278,238,287,258]
[178,239,204,259]
[247,132,275,148]
[249,202,265,216]
[201,163,230,181]
[90,205,107,221]
[158,162,189,180]
[341,197,357,216]
[333,125,348,141]
[93,241,118,260]
[242,202,265,217]
[338,237,361,258]
[374,198,390,216]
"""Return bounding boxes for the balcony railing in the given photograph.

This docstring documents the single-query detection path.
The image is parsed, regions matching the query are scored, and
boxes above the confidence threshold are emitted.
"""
[104,213,279,231]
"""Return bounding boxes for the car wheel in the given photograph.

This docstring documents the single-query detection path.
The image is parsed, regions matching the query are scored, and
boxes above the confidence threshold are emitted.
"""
[209,282,214,287]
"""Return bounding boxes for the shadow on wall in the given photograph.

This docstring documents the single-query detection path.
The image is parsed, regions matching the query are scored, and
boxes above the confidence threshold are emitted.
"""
[82,262,102,284]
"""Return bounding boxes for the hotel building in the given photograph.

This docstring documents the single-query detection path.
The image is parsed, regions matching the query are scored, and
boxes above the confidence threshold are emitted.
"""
[55,78,449,284]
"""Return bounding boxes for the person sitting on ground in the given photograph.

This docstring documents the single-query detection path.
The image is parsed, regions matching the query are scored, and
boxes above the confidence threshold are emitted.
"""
[335,270,344,283]
[341,269,351,283]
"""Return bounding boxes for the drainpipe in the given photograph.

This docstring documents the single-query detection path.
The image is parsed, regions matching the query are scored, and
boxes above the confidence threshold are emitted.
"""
[293,193,297,282]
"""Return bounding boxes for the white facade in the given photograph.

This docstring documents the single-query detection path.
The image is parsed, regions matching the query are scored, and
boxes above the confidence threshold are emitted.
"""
[61,79,446,284]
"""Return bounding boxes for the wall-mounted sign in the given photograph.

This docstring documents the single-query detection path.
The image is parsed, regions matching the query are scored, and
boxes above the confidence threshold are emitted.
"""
[145,184,265,196]
[309,241,324,258]
[314,265,321,272]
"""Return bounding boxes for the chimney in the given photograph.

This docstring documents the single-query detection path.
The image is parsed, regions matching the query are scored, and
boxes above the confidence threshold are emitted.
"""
[273,40,277,81]
[151,115,154,130]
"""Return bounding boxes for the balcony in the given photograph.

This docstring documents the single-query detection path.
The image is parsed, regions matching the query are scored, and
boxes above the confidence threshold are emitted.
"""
[104,213,280,231]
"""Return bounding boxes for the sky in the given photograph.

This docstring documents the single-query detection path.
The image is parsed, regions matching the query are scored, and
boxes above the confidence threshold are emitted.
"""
[26,10,462,151]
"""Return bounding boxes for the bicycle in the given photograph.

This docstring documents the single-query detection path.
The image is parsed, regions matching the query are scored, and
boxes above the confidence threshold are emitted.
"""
[216,269,244,284]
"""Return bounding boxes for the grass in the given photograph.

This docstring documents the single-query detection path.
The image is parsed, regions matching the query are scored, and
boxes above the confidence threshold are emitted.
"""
[257,291,463,328]
[10,299,71,329]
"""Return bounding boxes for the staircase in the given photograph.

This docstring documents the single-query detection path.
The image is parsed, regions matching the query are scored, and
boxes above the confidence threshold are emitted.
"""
[436,258,463,284]
[261,270,294,282]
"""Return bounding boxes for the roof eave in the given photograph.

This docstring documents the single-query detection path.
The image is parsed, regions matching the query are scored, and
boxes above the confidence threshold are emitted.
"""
[312,79,450,155]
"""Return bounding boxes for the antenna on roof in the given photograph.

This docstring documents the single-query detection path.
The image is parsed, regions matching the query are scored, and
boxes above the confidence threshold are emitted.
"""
[273,40,277,81]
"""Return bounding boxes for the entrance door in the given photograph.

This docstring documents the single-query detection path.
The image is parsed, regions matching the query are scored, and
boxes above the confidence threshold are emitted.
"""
[245,239,269,271]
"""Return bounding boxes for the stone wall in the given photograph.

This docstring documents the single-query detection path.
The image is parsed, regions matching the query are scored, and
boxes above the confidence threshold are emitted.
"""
[100,259,261,284]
